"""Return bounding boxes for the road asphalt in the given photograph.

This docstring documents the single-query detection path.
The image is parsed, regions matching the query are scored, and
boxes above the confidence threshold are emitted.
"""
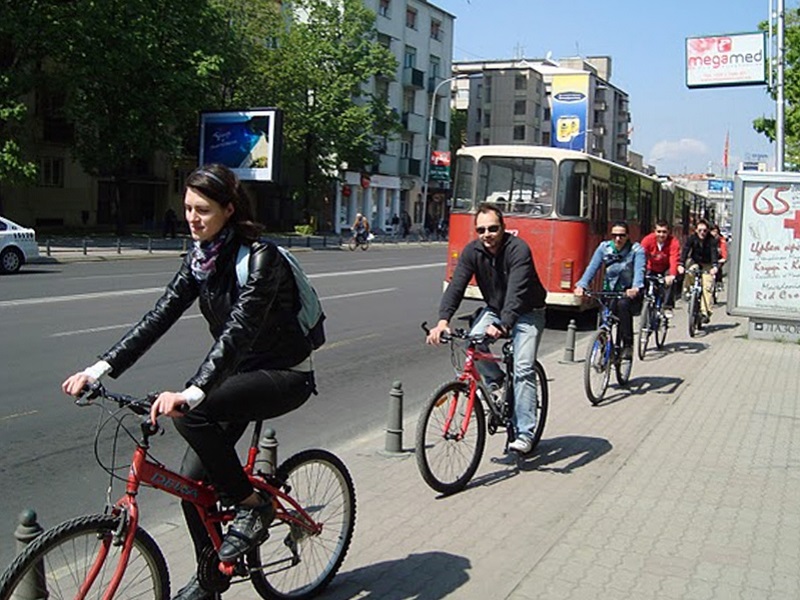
[13,248,800,599]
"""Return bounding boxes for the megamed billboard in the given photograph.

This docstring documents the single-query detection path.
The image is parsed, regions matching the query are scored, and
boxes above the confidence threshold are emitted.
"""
[686,32,767,88]
[199,108,282,182]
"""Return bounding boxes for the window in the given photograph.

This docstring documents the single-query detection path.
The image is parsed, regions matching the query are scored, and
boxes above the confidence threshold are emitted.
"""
[406,7,417,29]
[542,131,551,146]
[38,157,64,187]
[515,73,527,90]
[403,89,415,113]
[513,125,525,141]
[475,156,555,215]
[403,47,416,69]
[483,112,491,128]
[377,33,392,50]
[430,19,442,40]
[376,79,390,102]
[543,107,551,121]
[400,139,411,158]
[429,56,440,79]
[484,76,492,102]
[514,100,526,116]
[379,0,390,17]
[557,160,589,217]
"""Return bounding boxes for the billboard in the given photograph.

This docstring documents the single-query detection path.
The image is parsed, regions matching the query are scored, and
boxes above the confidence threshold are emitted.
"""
[199,109,282,182]
[550,74,589,151]
[728,172,800,320]
[686,32,767,88]
[429,150,451,182]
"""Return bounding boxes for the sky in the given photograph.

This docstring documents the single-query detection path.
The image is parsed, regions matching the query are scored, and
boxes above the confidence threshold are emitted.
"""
[431,0,786,176]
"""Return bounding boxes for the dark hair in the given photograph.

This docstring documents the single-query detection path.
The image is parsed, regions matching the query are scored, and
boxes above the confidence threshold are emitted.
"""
[474,202,505,228]
[654,219,671,229]
[710,223,720,234]
[184,164,263,242]
[610,220,629,233]
[696,218,710,229]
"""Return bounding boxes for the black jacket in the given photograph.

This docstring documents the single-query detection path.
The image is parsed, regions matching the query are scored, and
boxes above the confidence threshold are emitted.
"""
[101,236,311,393]
[679,233,719,268]
[439,233,547,330]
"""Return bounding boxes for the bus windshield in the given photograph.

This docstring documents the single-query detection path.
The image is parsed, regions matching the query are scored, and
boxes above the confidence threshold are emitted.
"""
[557,159,589,218]
[456,156,555,216]
[453,155,474,211]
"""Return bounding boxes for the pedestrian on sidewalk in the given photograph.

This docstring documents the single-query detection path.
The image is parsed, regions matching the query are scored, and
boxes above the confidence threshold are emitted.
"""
[426,202,547,455]
[574,220,646,358]
[62,163,316,600]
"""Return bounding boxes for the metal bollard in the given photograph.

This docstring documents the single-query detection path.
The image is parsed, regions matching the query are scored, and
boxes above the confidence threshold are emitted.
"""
[561,318,577,363]
[46,239,51,257]
[182,238,188,253]
[116,238,122,254]
[82,238,88,255]
[255,428,278,476]
[147,236,152,253]
[14,509,45,598]
[384,381,404,454]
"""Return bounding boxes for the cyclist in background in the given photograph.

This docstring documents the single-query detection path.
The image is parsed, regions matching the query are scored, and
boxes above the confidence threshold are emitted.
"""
[678,218,719,323]
[574,221,646,359]
[640,219,680,319]
[62,164,316,600]
[352,213,369,245]
[426,202,547,455]
[710,224,728,290]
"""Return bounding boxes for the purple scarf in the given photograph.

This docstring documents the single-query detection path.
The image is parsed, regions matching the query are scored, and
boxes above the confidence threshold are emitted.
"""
[190,227,232,281]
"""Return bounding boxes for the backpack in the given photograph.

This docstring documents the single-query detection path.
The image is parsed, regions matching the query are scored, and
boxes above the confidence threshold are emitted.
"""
[236,244,326,350]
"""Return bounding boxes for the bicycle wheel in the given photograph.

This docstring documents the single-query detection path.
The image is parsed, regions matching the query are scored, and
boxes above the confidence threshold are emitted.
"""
[360,238,369,250]
[415,381,486,495]
[687,289,699,337]
[584,330,612,405]
[529,361,549,450]
[0,514,169,600]
[637,298,652,360]
[655,311,668,348]
[347,237,357,251]
[249,449,356,600]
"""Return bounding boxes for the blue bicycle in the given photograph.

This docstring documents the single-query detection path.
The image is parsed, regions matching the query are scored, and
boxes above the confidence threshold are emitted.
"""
[583,291,632,405]
[638,274,670,360]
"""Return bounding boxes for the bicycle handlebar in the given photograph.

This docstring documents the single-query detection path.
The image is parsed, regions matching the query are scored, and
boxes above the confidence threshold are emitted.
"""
[420,321,506,346]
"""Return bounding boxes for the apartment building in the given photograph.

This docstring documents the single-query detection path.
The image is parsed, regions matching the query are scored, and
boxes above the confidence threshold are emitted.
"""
[335,0,455,233]
[453,56,632,166]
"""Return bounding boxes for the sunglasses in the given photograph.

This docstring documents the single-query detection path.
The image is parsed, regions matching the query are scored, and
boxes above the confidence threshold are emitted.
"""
[476,225,501,234]
[696,228,708,233]
[611,233,628,238]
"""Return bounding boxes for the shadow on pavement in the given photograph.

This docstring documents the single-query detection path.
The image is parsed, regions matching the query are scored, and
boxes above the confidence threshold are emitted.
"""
[329,551,471,599]
[701,322,740,334]
[593,374,684,407]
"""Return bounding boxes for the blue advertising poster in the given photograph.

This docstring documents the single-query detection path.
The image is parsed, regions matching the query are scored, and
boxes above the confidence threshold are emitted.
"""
[550,74,589,151]
[708,179,734,193]
[199,109,282,182]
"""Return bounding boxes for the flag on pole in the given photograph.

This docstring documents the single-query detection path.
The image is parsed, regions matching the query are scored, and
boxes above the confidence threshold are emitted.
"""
[722,131,730,169]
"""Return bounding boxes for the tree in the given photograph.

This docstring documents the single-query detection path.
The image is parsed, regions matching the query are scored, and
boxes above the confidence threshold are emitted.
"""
[754,11,800,168]
[230,0,400,212]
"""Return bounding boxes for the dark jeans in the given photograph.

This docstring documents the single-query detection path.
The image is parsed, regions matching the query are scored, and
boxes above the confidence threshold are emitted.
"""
[647,270,675,309]
[175,368,315,561]
[611,294,642,347]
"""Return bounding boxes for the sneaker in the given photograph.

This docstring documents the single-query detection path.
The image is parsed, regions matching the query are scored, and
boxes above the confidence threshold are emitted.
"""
[663,308,674,320]
[218,495,274,562]
[508,436,533,454]
[702,314,711,324]
[172,574,218,600]
[620,346,633,360]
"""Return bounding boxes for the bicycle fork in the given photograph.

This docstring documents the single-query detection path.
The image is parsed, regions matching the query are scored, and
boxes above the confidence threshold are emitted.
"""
[440,385,477,441]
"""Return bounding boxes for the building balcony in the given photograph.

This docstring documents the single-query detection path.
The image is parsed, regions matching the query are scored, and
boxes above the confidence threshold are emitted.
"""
[434,118,447,137]
[594,100,607,111]
[592,125,605,136]
[378,153,400,175]
[428,75,449,95]
[402,111,426,133]
[400,157,421,176]
[403,67,425,89]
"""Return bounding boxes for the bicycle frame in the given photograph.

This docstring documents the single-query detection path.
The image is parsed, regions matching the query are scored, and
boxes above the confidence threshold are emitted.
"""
[102,419,322,597]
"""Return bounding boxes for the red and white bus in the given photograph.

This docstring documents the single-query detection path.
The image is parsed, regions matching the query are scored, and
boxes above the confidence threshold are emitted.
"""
[445,145,710,310]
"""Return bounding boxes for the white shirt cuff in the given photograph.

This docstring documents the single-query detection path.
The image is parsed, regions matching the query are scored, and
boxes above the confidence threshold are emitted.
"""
[83,360,112,381]
[180,385,206,409]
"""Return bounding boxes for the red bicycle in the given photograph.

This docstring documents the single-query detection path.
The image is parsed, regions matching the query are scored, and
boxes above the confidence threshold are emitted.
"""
[416,323,548,495]
[0,384,356,600]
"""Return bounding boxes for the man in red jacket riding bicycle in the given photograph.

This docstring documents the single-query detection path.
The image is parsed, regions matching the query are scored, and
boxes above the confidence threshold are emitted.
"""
[640,219,680,319]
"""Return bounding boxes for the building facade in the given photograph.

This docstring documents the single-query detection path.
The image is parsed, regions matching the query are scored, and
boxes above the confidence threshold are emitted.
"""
[453,56,632,166]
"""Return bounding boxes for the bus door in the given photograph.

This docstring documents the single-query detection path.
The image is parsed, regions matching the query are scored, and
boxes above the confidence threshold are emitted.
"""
[590,179,608,235]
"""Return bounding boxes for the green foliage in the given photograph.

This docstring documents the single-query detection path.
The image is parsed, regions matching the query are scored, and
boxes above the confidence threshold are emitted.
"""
[294,224,315,236]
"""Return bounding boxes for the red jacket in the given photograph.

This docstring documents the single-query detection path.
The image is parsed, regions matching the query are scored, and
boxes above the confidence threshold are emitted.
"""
[641,232,680,276]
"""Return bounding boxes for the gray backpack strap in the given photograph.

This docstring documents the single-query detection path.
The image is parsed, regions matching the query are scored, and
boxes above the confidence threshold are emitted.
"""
[235,244,250,288]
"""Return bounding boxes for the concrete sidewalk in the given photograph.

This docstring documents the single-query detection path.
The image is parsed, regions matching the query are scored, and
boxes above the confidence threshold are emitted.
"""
[141,290,799,600]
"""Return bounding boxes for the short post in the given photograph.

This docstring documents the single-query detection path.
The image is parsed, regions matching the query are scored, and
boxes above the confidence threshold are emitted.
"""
[255,428,278,476]
[385,381,404,454]
[46,238,51,257]
[182,238,188,253]
[561,318,577,363]
[147,236,152,253]
[82,238,88,255]
[116,238,122,254]
[322,235,327,248]
[14,509,45,598]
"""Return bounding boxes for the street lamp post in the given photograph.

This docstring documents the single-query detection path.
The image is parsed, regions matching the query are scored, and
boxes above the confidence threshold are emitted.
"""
[421,74,467,234]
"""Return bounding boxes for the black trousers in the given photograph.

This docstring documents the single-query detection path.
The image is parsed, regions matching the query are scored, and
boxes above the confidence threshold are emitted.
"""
[174,368,315,561]
[611,295,642,347]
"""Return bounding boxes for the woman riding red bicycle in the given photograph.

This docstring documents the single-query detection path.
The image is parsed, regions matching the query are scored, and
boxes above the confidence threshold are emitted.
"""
[62,164,316,600]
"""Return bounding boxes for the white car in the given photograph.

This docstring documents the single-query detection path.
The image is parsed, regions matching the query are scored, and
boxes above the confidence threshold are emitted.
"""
[0,216,40,273]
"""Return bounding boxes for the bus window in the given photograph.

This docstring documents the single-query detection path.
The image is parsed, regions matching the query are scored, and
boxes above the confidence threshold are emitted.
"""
[626,175,639,222]
[476,157,555,215]
[610,171,626,221]
[453,156,474,211]
[557,159,588,217]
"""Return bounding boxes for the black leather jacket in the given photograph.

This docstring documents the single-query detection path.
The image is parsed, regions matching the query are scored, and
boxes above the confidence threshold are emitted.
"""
[100,235,311,393]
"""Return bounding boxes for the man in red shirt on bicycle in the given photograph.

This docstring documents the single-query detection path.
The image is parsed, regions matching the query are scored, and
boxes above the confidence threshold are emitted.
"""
[640,220,680,319]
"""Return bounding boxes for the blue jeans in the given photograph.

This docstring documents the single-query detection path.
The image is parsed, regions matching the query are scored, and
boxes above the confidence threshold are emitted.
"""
[469,307,545,442]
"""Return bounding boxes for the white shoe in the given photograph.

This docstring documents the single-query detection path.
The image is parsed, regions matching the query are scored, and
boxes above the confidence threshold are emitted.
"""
[663,309,673,319]
[509,437,533,454]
